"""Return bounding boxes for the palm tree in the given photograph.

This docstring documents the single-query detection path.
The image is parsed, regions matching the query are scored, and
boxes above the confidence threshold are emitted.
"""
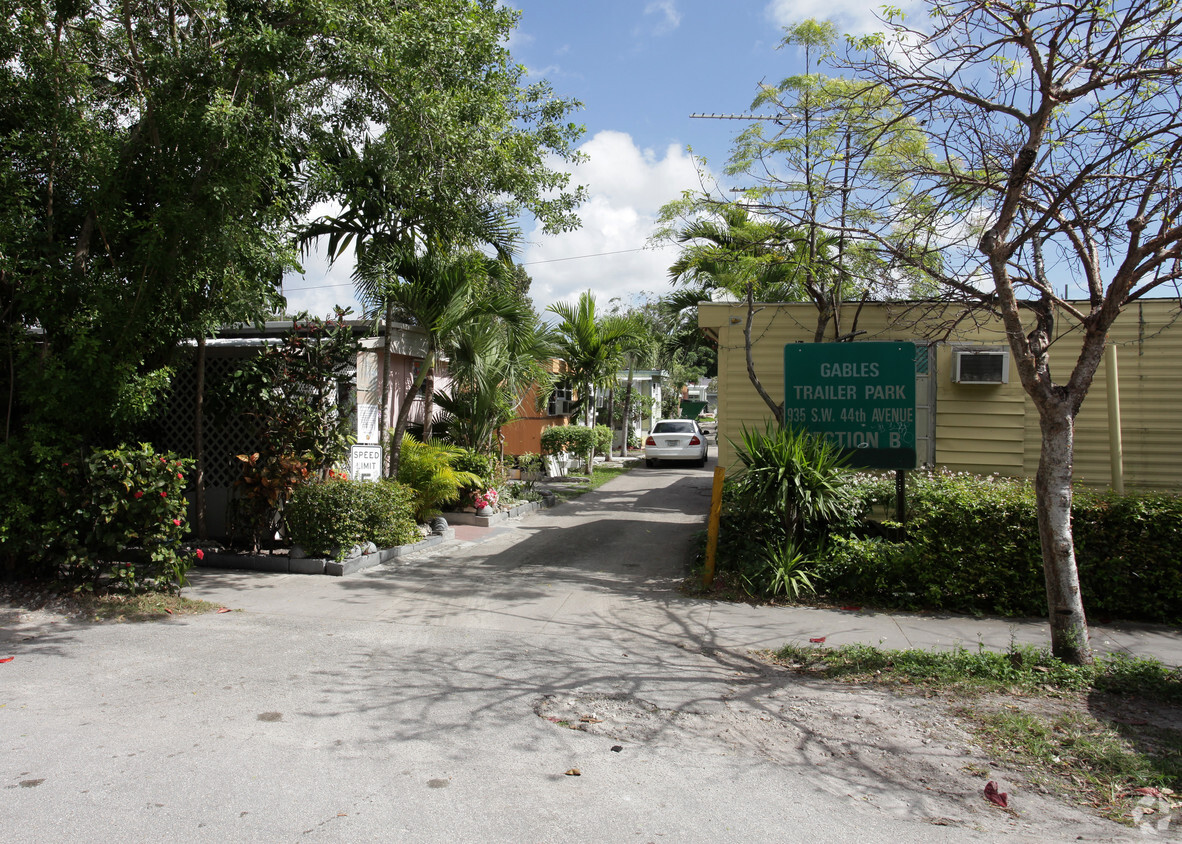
[546,293,644,454]
[299,137,522,472]
[668,206,818,424]
[434,306,555,454]
[355,246,529,477]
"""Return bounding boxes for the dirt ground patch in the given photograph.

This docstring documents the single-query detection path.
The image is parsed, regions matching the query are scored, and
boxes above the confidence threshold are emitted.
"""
[536,643,1178,840]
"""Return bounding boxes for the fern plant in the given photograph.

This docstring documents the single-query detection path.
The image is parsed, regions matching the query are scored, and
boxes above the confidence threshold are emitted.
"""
[396,435,482,521]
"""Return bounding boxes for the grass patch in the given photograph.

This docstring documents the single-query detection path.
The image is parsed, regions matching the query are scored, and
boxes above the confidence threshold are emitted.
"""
[78,592,220,622]
[767,641,1182,823]
[555,464,633,500]
[965,707,1181,820]
[771,642,1182,701]
[1,581,220,623]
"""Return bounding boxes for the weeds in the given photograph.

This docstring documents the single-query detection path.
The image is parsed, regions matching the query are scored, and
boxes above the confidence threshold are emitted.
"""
[767,641,1182,824]
[771,642,1182,702]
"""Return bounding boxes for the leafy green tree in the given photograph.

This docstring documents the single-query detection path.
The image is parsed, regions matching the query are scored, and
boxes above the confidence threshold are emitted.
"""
[296,0,585,461]
[842,0,1182,663]
[725,20,936,340]
[0,0,305,454]
[0,0,584,554]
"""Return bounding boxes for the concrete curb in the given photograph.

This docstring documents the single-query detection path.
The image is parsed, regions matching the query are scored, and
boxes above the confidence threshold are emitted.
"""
[197,529,456,577]
[441,494,555,527]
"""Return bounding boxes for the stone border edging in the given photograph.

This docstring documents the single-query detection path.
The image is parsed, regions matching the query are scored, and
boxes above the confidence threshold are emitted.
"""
[197,529,456,577]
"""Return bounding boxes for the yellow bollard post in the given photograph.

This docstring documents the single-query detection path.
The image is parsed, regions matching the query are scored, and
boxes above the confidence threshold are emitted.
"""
[702,466,726,589]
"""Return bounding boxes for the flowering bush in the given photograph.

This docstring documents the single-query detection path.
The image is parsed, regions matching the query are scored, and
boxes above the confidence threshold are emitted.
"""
[60,443,197,593]
[473,488,499,511]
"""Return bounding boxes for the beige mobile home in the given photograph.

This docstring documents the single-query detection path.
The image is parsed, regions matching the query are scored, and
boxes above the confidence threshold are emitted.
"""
[699,299,1182,491]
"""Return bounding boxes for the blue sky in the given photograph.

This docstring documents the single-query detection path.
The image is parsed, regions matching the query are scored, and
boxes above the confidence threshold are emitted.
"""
[284,0,910,318]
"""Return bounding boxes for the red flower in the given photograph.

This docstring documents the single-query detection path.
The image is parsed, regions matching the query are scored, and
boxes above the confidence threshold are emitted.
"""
[195,549,204,561]
[177,473,184,480]
[160,492,167,498]
[172,518,181,526]
[61,462,69,467]
[134,491,144,499]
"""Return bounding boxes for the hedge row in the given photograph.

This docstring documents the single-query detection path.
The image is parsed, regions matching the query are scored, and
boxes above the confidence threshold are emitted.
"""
[814,472,1182,624]
[286,479,419,560]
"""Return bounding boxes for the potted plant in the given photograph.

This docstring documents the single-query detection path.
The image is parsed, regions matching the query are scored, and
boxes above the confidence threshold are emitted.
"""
[473,487,499,516]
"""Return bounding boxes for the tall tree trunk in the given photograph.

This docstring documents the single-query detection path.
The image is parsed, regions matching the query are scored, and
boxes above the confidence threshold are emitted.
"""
[994,280,1103,664]
[421,362,436,439]
[194,332,208,539]
[621,358,635,457]
[744,285,783,424]
[1034,401,1091,663]
[379,300,393,477]
[388,351,432,481]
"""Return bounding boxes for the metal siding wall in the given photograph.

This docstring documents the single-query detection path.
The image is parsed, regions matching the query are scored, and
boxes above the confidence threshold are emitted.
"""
[1073,302,1182,490]
[932,344,1028,477]
[702,300,1182,490]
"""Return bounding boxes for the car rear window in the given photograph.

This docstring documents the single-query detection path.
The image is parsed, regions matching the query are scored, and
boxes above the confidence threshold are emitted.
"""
[652,421,695,433]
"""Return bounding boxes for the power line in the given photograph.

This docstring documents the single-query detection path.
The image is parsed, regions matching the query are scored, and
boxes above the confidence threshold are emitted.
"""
[521,247,649,266]
[283,246,654,291]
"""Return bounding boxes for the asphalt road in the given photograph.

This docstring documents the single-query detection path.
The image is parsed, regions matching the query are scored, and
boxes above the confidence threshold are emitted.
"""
[1,461,1133,842]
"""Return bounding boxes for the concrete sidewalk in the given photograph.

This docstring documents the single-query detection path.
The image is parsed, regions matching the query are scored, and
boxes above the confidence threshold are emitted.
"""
[188,519,1182,669]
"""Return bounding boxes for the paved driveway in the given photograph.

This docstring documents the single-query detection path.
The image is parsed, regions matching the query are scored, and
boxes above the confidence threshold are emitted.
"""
[1,463,1144,842]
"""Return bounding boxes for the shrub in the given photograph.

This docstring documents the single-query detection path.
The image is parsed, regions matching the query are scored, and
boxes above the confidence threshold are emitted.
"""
[451,448,497,489]
[810,470,1182,624]
[0,437,77,580]
[230,452,311,552]
[59,444,196,593]
[592,425,612,457]
[396,436,482,520]
[541,425,596,457]
[286,479,418,560]
[729,423,857,545]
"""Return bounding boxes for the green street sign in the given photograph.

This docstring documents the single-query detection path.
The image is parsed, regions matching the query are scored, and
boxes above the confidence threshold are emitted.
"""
[784,341,917,470]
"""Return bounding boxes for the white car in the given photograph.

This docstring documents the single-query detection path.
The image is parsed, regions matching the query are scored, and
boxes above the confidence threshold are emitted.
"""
[644,419,709,467]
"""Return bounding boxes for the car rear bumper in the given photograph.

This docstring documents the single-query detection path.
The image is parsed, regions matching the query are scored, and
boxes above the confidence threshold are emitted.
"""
[645,447,706,461]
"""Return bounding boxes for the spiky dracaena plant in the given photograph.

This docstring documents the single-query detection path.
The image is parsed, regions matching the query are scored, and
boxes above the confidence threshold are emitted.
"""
[729,422,854,546]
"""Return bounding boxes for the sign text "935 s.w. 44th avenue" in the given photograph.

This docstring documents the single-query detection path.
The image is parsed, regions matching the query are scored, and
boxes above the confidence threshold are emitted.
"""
[784,342,917,470]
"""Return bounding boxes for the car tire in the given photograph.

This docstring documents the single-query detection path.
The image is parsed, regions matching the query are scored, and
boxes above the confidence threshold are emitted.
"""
[697,454,707,467]
[645,458,655,468]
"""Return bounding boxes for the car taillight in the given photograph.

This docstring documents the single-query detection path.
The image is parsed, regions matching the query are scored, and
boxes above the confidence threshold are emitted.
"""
[645,436,656,446]
[689,435,701,445]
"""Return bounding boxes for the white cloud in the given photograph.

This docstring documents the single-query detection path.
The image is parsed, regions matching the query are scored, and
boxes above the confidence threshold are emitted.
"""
[644,1,681,35]
[524,130,706,312]
[765,0,920,37]
[524,63,561,80]
[285,132,708,319]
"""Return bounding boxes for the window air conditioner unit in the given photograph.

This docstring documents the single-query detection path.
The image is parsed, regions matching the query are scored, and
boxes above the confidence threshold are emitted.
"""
[953,349,1007,384]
